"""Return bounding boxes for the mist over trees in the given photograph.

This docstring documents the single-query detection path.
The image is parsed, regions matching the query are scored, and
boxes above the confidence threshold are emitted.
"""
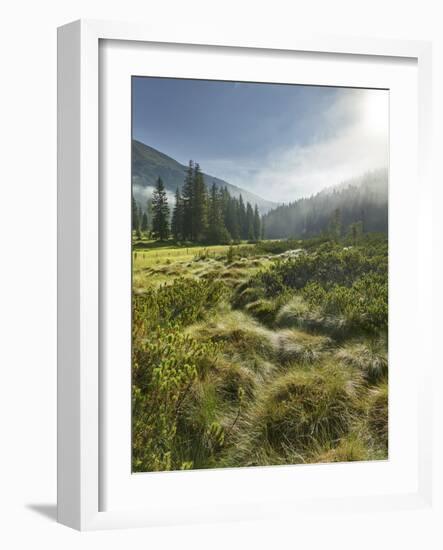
[133,166,388,244]
[133,160,262,244]
[262,169,388,239]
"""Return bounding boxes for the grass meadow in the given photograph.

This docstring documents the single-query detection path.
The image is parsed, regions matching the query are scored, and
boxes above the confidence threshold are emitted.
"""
[132,235,388,472]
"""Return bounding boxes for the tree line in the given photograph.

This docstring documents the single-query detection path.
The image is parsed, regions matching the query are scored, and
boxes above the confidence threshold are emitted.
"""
[132,160,262,244]
[262,169,388,239]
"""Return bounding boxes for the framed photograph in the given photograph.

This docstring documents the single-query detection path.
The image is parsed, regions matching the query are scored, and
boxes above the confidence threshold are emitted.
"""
[57,20,434,530]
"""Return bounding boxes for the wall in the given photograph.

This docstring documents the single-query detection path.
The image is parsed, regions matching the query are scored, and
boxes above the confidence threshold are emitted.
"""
[0,0,441,547]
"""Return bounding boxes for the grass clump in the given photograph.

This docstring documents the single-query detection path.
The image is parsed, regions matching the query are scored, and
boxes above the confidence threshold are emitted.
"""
[275,295,348,338]
[313,433,370,463]
[234,364,361,463]
[276,329,331,364]
[336,340,388,384]
[245,298,280,326]
[187,309,277,361]
[367,382,388,451]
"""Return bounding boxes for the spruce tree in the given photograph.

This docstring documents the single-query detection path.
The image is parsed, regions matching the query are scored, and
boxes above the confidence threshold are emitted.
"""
[225,195,240,241]
[246,202,255,241]
[132,195,140,232]
[151,177,170,240]
[206,183,231,244]
[193,163,208,241]
[145,197,153,234]
[141,212,148,233]
[181,161,194,240]
[253,204,261,241]
[238,195,247,240]
[171,187,184,241]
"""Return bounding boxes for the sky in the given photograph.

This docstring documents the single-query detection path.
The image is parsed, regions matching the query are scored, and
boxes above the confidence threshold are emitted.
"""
[132,77,389,203]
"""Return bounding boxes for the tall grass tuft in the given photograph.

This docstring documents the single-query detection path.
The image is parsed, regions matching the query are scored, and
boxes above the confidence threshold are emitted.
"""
[336,340,388,384]
[367,382,388,451]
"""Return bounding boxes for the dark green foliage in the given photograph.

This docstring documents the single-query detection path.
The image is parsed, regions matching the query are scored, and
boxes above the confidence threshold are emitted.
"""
[141,212,148,232]
[132,277,227,472]
[171,187,184,241]
[132,194,140,231]
[257,245,387,294]
[151,177,170,240]
[132,139,275,213]
[169,160,262,245]
[262,169,388,239]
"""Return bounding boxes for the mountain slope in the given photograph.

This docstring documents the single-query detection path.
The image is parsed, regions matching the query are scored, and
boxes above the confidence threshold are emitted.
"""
[263,169,388,239]
[132,140,276,214]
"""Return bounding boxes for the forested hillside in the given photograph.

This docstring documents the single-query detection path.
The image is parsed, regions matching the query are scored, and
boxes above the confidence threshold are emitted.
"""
[132,161,262,244]
[263,170,388,239]
[132,139,276,214]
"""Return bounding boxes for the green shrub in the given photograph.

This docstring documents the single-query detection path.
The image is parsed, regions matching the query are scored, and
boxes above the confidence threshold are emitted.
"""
[133,276,226,337]
[132,325,219,472]
[255,246,387,297]
[302,273,388,334]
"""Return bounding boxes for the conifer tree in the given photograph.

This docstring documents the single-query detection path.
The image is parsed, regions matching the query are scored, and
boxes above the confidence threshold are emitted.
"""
[193,163,208,241]
[145,197,153,234]
[181,161,194,240]
[246,202,255,241]
[171,187,184,241]
[206,183,231,244]
[141,212,148,233]
[132,195,140,232]
[253,204,261,241]
[238,195,247,240]
[151,177,170,240]
[225,195,240,241]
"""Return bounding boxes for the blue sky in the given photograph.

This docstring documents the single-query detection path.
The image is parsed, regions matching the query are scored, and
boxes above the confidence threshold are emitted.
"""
[132,77,388,202]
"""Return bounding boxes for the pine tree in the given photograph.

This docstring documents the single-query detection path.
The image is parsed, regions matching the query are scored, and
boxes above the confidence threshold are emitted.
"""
[193,163,208,241]
[253,204,261,241]
[238,195,247,240]
[171,187,184,241]
[181,161,194,240]
[132,195,140,232]
[152,177,170,240]
[260,216,265,240]
[145,197,153,235]
[225,195,240,241]
[141,212,148,233]
[206,183,231,244]
[246,202,255,241]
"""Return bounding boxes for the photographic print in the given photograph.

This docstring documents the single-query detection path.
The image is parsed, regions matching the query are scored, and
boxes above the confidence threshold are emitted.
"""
[131,77,388,473]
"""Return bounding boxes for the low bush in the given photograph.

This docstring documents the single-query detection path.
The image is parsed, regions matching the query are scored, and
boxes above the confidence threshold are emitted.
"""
[132,325,219,472]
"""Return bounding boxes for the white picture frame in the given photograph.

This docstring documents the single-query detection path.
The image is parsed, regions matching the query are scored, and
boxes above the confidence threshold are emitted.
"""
[57,19,434,531]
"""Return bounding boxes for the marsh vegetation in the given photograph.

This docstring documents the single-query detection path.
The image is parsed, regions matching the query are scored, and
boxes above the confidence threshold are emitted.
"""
[132,235,388,472]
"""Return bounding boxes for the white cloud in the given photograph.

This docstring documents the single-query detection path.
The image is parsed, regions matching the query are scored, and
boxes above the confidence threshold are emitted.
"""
[203,89,389,203]
[133,185,176,208]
